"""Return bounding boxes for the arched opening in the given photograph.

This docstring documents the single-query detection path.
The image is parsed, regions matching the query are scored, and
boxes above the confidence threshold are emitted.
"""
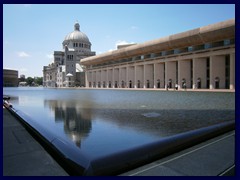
[182,78,186,89]
[115,81,118,88]
[168,79,172,89]
[137,80,141,88]
[215,77,220,89]
[109,81,111,88]
[157,79,160,88]
[147,80,150,88]
[197,78,201,89]
[98,81,101,88]
[129,80,132,88]
[103,81,106,88]
[121,81,125,88]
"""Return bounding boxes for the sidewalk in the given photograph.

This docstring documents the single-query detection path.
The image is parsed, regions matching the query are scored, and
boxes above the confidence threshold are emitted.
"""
[64,86,235,93]
[3,107,68,176]
[121,130,235,176]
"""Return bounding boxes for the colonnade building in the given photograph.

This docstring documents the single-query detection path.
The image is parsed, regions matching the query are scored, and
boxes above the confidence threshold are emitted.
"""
[81,19,235,90]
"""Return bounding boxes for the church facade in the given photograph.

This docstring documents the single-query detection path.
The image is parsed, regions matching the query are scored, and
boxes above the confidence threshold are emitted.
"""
[81,19,235,90]
[43,22,95,87]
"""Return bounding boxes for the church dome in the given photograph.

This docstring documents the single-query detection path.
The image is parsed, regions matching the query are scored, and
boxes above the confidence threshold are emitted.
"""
[64,22,90,43]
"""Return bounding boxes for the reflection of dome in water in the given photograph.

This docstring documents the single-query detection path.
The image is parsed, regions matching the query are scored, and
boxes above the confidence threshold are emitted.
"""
[44,100,93,148]
[66,73,73,77]
[64,22,90,43]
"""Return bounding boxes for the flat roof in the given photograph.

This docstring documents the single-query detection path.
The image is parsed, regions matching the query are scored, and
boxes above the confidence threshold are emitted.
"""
[81,19,235,66]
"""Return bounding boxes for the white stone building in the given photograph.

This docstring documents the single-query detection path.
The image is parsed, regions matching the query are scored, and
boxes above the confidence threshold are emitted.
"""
[81,19,235,90]
[43,22,95,87]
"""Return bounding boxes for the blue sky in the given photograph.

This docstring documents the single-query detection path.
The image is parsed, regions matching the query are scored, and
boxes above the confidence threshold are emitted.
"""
[3,4,235,77]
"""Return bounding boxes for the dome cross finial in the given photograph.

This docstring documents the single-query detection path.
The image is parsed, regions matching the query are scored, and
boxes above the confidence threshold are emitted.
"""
[74,21,80,31]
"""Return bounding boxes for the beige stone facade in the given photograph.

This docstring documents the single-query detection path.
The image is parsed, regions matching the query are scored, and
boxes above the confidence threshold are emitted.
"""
[81,19,235,90]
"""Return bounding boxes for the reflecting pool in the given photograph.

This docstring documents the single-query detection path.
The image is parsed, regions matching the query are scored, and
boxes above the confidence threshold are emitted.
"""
[3,87,235,159]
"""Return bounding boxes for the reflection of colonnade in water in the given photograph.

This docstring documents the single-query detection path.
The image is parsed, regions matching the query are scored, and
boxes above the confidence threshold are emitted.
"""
[86,52,235,90]
[44,100,92,147]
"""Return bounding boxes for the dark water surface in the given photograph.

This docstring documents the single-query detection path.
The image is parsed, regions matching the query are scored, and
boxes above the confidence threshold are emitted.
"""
[3,87,235,159]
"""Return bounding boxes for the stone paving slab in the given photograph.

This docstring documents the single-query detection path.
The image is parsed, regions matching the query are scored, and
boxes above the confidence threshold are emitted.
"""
[120,131,235,176]
[3,107,68,176]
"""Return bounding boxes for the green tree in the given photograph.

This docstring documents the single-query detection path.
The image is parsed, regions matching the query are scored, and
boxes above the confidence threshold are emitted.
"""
[34,77,43,86]
[19,76,25,82]
[26,77,34,86]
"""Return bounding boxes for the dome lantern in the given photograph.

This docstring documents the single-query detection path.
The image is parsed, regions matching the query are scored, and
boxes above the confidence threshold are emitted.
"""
[74,21,80,31]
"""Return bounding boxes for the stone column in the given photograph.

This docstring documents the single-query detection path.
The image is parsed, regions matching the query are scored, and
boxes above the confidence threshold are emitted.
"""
[178,60,191,89]
[89,71,93,88]
[209,56,214,89]
[113,68,115,88]
[165,61,176,89]
[93,71,96,88]
[153,63,156,88]
[210,55,225,89]
[106,69,109,88]
[119,67,122,88]
[99,70,102,88]
[87,71,90,88]
[165,62,168,89]
[134,65,137,88]
[178,61,181,90]
[230,53,235,90]
[143,64,146,89]
[192,59,196,89]
[126,65,129,88]
[101,70,103,88]
[85,70,89,88]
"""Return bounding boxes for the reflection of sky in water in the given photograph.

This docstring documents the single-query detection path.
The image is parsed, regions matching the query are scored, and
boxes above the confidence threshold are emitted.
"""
[3,87,235,159]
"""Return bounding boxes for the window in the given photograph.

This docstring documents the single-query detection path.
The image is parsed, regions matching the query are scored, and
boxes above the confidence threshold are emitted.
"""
[188,46,193,52]
[204,43,212,49]
[150,53,155,58]
[224,39,230,46]
[162,51,166,56]
[212,41,224,48]
[174,49,180,54]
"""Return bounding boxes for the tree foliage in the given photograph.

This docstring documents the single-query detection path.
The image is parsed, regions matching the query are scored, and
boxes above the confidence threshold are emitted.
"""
[22,76,43,86]
[34,77,43,86]
[26,77,34,85]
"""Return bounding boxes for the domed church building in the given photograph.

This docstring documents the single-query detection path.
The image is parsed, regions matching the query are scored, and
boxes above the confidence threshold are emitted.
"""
[43,22,95,87]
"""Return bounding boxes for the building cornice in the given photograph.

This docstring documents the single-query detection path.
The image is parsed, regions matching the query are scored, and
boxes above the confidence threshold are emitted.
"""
[81,18,235,66]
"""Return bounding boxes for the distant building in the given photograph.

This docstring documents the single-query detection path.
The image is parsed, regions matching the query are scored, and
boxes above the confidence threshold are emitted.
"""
[20,74,25,79]
[81,19,235,90]
[19,82,27,86]
[3,69,19,87]
[43,22,96,87]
